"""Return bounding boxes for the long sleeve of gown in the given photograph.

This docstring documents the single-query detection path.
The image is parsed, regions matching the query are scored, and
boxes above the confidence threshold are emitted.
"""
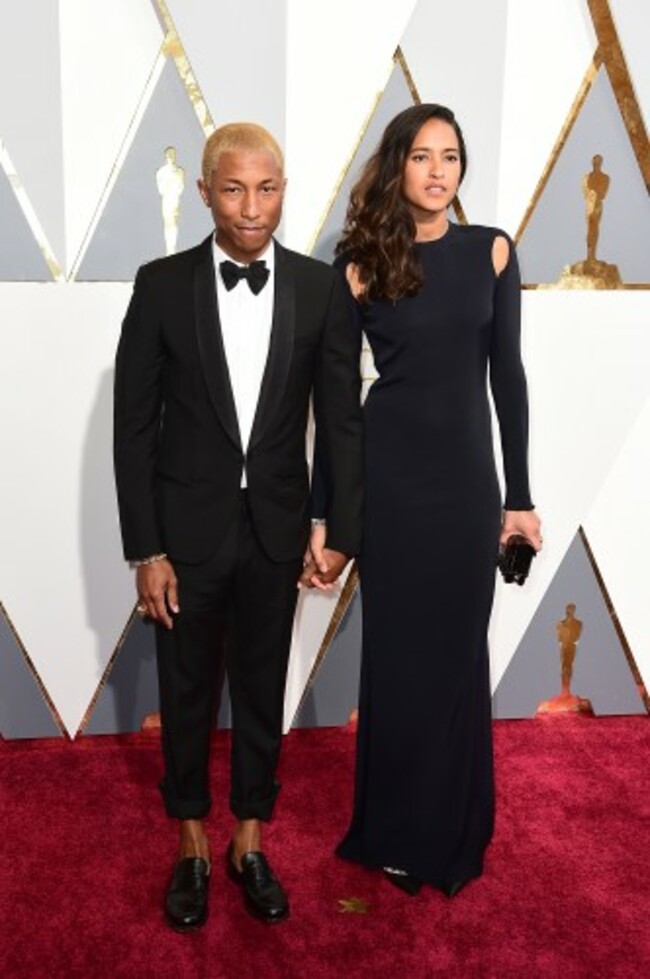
[489,237,534,510]
[310,255,362,521]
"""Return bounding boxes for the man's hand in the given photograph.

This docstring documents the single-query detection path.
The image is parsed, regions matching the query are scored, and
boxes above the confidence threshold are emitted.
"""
[309,548,349,589]
[298,523,350,590]
[136,558,179,629]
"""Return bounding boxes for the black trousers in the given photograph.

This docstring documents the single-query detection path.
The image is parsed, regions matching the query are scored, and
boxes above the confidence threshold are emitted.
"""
[155,491,302,821]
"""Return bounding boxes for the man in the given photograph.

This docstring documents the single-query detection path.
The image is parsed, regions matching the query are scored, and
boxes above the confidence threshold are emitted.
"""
[114,123,362,930]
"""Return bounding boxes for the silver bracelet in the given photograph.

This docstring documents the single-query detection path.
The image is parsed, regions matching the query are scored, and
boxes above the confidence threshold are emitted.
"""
[130,552,167,568]
[311,518,327,528]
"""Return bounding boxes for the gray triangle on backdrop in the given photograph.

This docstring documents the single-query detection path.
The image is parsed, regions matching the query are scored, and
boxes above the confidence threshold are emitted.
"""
[311,63,416,264]
[493,530,646,719]
[0,165,51,280]
[0,603,63,739]
[0,0,65,271]
[76,59,213,281]
[518,66,650,285]
[82,615,158,735]
[82,613,232,735]
[292,586,362,728]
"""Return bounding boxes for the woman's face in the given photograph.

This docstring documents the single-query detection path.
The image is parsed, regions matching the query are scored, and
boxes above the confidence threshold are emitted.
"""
[402,118,462,222]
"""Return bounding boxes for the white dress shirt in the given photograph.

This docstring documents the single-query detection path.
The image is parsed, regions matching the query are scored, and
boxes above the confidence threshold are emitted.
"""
[212,238,275,487]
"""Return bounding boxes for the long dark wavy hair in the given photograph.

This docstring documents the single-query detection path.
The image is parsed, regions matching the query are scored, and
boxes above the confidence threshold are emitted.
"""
[336,104,467,303]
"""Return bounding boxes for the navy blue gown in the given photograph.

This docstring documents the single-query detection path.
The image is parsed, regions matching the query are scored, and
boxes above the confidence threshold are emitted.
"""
[336,224,533,888]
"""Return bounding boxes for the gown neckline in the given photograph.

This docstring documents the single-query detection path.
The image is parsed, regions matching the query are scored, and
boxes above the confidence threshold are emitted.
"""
[415,222,455,247]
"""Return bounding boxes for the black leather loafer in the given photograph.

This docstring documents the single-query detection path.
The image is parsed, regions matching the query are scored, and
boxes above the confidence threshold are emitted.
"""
[164,857,210,931]
[226,843,289,922]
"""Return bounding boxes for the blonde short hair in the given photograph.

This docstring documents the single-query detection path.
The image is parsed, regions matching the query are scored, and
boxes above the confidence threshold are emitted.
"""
[201,123,284,184]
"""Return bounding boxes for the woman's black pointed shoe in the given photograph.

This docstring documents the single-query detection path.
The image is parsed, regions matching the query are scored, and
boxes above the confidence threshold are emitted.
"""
[441,877,470,899]
[382,867,423,896]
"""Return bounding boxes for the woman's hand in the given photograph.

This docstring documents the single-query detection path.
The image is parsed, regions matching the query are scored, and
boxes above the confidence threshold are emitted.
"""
[299,522,349,590]
[500,510,543,551]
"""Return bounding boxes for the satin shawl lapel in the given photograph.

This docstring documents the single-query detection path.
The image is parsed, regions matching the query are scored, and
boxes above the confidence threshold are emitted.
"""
[248,242,295,451]
[193,237,241,449]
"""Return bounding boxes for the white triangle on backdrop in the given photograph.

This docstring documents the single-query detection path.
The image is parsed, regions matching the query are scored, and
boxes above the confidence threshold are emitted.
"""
[59,0,163,277]
[489,289,650,689]
[497,0,597,235]
[0,284,135,735]
[400,0,509,227]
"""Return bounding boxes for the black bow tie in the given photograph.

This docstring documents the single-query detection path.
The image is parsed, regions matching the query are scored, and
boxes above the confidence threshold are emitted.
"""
[220,259,269,295]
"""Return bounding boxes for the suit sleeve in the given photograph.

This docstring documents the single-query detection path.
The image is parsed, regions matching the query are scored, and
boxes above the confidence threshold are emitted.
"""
[113,267,165,560]
[489,236,534,510]
[312,271,363,555]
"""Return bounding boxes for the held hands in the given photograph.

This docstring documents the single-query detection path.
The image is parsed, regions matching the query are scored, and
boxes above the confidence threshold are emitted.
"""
[136,559,179,629]
[500,510,543,551]
[299,522,350,590]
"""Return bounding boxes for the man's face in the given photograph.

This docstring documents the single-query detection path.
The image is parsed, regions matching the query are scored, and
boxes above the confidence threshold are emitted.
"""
[198,149,285,262]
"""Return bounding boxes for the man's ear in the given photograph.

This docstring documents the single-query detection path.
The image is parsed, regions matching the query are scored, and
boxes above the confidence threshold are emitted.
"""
[197,178,210,206]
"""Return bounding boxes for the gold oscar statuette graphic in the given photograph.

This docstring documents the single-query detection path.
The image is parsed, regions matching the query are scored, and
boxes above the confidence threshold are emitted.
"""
[553,155,623,289]
[156,146,186,256]
[536,603,594,716]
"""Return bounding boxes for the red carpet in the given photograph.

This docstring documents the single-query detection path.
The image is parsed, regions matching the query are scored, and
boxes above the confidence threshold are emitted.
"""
[1,717,649,978]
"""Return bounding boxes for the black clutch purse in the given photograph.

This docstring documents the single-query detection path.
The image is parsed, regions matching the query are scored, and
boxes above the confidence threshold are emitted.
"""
[497,534,536,585]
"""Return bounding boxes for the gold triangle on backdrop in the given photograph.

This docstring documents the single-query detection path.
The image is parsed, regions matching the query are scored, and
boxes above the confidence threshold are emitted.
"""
[155,0,215,137]
[588,0,650,190]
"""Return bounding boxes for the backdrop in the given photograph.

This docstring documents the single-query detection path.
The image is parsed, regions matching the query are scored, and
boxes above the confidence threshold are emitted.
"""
[0,0,648,739]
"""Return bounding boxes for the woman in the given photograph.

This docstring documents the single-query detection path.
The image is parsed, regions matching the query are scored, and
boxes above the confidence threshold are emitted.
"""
[315,104,541,897]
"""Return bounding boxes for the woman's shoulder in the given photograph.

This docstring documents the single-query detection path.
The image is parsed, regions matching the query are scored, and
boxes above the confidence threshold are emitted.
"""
[453,223,513,246]
[332,250,352,272]
[332,251,366,301]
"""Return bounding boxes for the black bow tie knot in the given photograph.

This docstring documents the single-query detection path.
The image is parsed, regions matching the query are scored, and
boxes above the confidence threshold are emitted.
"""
[220,259,269,295]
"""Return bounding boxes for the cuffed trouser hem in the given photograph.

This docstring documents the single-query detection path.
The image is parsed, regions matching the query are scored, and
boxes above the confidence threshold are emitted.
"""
[230,780,280,822]
[160,783,212,821]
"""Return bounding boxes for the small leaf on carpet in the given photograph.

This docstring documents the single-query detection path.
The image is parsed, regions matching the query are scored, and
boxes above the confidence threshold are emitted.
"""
[338,897,370,914]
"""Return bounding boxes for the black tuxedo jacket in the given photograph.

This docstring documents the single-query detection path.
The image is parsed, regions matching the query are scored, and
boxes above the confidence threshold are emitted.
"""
[114,236,363,565]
